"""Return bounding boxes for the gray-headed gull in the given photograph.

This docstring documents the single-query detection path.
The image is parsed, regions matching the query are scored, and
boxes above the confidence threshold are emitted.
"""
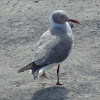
[18,10,80,85]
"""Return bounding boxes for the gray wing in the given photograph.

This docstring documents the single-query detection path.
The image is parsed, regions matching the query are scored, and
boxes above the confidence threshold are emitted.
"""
[34,29,72,66]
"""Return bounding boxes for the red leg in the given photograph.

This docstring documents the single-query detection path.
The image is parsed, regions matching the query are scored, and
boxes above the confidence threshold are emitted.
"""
[56,64,63,85]
[40,70,48,79]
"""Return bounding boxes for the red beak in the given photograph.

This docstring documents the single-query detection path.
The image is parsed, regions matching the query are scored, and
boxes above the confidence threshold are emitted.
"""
[69,19,80,24]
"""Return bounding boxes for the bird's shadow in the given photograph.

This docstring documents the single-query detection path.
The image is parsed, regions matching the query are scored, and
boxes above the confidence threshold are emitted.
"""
[31,86,69,100]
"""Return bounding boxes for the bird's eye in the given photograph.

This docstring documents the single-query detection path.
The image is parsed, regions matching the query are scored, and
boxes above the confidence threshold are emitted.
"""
[60,15,64,19]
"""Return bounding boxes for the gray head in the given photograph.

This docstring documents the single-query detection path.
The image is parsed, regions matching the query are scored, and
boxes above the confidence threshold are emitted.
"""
[51,10,80,24]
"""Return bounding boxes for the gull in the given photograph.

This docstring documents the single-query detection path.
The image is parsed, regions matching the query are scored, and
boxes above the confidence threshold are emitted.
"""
[18,10,80,85]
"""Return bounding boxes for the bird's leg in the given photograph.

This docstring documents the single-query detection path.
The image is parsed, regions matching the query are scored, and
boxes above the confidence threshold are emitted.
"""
[56,64,63,85]
[40,70,48,79]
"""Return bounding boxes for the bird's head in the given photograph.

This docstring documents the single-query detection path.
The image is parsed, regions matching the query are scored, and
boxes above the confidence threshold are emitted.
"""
[50,10,80,25]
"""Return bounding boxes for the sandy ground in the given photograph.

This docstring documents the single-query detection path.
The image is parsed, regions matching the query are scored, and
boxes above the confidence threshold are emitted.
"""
[0,0,100,100]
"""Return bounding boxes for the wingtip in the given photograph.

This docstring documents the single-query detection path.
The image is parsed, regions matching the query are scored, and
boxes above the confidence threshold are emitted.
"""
[17,62,34,73]
[17,68,24,73]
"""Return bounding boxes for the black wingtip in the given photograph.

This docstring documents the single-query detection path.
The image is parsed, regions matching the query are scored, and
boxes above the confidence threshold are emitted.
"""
[17,62,33,73]
[17,68,24,73]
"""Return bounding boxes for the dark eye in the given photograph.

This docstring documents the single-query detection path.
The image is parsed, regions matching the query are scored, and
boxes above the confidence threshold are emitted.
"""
[60,15,64,18]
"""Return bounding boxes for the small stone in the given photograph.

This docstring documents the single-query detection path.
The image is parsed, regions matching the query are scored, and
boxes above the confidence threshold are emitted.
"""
[35,0,39,3]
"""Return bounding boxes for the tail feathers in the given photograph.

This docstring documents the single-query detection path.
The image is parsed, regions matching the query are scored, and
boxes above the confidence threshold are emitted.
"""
[33,70,39,79]
[18,62,33,73]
